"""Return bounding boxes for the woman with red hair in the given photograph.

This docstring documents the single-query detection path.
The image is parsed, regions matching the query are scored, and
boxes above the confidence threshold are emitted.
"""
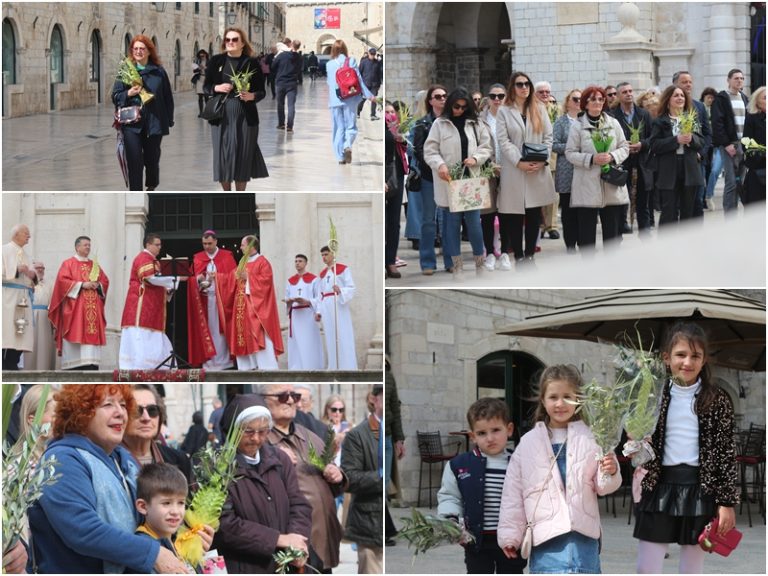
[112,35,175,191]
[27,384,190,573]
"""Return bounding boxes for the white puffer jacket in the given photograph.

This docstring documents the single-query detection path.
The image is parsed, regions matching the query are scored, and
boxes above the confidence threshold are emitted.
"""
[497,421,621,552]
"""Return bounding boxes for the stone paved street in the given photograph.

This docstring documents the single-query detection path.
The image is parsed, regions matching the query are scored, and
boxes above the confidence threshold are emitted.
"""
[2,80,383,191]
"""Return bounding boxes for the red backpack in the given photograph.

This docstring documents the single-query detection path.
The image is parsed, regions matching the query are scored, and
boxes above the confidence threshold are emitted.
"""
[335,57,362,99]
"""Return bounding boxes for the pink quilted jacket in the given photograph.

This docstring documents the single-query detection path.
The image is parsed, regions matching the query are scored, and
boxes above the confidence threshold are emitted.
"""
[497,420,621,551]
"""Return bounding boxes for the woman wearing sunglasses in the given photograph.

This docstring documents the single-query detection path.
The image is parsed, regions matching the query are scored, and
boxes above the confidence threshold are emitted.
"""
[204,27,269,191]
[496,72,558,269]
[478,84,506,271]
[424,87,493,278]
[552,88,583,252]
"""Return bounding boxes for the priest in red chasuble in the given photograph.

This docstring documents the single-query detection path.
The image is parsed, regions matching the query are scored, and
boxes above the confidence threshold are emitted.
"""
[187,230,237,369]
[220,235,284,370]
[48,236,110,370]
[118,233,178,369]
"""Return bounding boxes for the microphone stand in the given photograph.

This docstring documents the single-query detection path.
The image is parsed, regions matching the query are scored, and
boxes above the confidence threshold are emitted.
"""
[155,257,192,370]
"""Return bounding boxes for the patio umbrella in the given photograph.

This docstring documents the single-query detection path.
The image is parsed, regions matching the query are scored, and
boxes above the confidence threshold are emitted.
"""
[498,289,766,371]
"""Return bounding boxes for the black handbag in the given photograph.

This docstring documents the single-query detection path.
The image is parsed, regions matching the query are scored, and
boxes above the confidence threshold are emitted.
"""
[600,164,629,187]
[406,170,422,192]
[200,94,226,124]
[521,142,549,163]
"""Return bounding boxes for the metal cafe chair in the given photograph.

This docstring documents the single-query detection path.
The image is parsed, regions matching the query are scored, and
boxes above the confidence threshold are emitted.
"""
[737,423,766,527]
[416,431,461,509]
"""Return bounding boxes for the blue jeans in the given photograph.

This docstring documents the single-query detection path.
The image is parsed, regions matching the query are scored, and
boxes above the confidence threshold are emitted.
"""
[419,179,438,270]
[404,189,422,239]
[385,435,393,486]
[441,208,484,259]
[529,531,600,574]
[276,83,297,128]
[720,146,741,213]
[705,147,722,200]
[331,101,358,161]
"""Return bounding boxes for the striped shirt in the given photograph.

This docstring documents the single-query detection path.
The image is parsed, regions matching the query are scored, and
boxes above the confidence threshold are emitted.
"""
[483,451,510,530]
[730,91,746,139]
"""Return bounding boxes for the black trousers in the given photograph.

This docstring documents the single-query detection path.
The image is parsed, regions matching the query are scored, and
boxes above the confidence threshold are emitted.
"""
[385,170,405,266]
[123,127,163,191]
[577,205,623,251]
[358,86,379,117]
[659,157,696,226]
[480,211,497,255]
[499,208,541,259]
[559,193,579,249]
[2,348,23,370]
[464,538,526,574]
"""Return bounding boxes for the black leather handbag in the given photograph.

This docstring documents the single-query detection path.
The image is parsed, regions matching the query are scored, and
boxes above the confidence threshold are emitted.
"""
[600,164,629,187]
[521,142,549,163]
[200,94,226,124]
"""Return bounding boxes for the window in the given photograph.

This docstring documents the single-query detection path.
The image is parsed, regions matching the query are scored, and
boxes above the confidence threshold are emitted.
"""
[3,18,16,84]
[50,25,64,84]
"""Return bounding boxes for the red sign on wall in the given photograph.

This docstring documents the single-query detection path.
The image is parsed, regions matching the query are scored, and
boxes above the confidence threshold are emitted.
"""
[326,8,341,28]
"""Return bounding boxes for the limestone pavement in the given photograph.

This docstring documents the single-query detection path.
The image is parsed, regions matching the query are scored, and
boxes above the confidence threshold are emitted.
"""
[2,79,383,191]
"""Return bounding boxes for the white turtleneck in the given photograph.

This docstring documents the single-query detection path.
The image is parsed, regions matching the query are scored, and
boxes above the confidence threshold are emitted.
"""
[662,379,701,466]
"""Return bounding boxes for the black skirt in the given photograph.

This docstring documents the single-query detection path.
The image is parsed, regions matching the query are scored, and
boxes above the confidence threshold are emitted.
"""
[633,464,716,545]
[212,97,269,183]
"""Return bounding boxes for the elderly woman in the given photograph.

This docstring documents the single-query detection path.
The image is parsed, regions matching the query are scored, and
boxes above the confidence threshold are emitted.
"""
[28,384,190,573]
[213,395,312,573]
[260,384,347,572]
[424,87,493,278]
[122,384,193,485]
[112,35,174,191]
[204,27,268,191]
[553,88,583,251]
[565,85,630,253]
[496,71,558,267]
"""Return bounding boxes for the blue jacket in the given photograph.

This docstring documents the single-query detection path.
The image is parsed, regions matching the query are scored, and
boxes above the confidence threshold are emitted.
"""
[112,61,175,136]
[28,434,160,574]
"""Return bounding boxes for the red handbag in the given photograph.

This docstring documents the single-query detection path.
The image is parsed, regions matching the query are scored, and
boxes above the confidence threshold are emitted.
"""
[698,517,743,556]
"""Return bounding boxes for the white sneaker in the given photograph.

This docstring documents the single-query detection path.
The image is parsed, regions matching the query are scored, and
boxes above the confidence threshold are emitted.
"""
[484,253,496,271]
[498,253,512,271]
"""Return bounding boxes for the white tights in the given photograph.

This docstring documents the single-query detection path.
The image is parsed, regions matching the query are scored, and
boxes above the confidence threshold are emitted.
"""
[636,540,705,574]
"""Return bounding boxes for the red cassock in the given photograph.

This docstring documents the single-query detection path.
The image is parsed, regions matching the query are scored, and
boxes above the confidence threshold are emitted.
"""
[48,257,110,355]
[220,256,284,358]
[120,251,167,331]
[186,248,237,366]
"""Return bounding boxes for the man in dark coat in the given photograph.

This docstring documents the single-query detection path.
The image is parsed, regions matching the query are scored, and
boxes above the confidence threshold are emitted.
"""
[341,384,383,573]
[357,48,383,120]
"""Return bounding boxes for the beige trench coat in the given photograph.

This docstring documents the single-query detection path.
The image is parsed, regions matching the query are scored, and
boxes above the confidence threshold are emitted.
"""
[423,116,494,208]
[565,113,630,208]
[496,103,557,214]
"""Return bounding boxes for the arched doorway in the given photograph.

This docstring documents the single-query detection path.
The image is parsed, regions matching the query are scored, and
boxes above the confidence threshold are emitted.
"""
[90,30,102,103]
[124,33,132,56]
[146,194,259,362]
[477,350,544,442]
[49,25,64,110]
[2,18,16,117]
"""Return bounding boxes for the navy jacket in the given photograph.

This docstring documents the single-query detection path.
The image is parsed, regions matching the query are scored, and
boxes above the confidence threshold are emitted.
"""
[272,50,301,86]
[112,61,174,136]
[28,435,159,574]
[358,56,382,90]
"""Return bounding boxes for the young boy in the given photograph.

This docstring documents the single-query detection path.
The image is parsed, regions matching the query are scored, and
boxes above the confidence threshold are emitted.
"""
[437,397,526,574]
[135,463,190,564]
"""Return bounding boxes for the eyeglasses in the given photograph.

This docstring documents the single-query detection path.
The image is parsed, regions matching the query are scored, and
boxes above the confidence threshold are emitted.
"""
[515,81,531,89]
[242,426,270,437]
[432,93,447,101]
[263,392,302,404]
[487,93,505,100]
[136,404,160,418]
[452,103,468,111]
[225,37,240,43]
[571,96,581,103]
[133,47,147,52]
[536,89,551,95]
[588,97,605,103]
[329,407,345,413]
[606,92,617,98]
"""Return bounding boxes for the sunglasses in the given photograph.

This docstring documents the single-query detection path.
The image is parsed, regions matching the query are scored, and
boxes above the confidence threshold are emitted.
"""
[473,97,481,102]
[606,92,617,97]
[488,93,505,100]
[432,93,447,101]
[136,404,160,418]
[452,103,468,111]
[329,407,345,413]
[225,37,240,43]
[263,391,302,404]
[571,96,581,103]
[515,81,531,88]
[588,97,606,103]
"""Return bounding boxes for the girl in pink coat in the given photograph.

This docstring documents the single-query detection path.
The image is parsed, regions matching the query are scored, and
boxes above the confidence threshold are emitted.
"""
[498,364,621,573]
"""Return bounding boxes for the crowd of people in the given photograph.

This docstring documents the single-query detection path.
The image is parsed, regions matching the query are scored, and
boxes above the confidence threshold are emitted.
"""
[2,227,358,372]
[112,31,378,191]
[385,68,766,279]
[3,383,382,574]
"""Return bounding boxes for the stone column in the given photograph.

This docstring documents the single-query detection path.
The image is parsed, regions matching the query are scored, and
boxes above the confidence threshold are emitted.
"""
[386,45,437,109]
[706,3,744,89]
[601,3,656,91]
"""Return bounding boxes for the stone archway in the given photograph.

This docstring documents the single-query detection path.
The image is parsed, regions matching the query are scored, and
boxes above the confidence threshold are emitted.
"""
[316,33,336,55]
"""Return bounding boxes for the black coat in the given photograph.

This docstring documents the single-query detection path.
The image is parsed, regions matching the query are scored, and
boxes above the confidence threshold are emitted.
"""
[610,105,654,189]
[711,90,749,147]
[358,56,382,90]
[272,50,301,86]
[649,114,705,189]
[112,61,174,136]
[204,53,266,126]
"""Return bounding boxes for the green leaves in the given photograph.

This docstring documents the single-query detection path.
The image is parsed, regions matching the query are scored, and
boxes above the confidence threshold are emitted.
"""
[397,508,474,560]
[273,547,320,574]
[307,428,336,472]
[230,65,256,95]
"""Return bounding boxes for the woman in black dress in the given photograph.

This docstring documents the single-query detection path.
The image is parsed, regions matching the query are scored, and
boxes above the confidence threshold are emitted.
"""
[204,27,268,190]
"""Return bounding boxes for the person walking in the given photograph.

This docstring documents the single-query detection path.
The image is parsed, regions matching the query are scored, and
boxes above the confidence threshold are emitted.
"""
[358,48,383,120]
[193,49,210,117]
[112,35,174,192]
[204,27,269,191]
[273,40,302,133]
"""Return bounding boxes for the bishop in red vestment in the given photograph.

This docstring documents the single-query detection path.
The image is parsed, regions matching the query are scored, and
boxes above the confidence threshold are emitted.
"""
[187,231,237,368]
[48,236,110,370]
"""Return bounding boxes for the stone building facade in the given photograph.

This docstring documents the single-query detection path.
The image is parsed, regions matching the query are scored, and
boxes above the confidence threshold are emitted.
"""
[386,2,759,108]
[285,2,383,57]
[386,289,766,505]
[2,2,286,118]
[2,192,383,371]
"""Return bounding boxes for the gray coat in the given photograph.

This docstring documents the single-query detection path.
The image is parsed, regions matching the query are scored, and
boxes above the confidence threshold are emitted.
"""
[565,113,630,208]
[496,104,557,214]
[553,114,577,194]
